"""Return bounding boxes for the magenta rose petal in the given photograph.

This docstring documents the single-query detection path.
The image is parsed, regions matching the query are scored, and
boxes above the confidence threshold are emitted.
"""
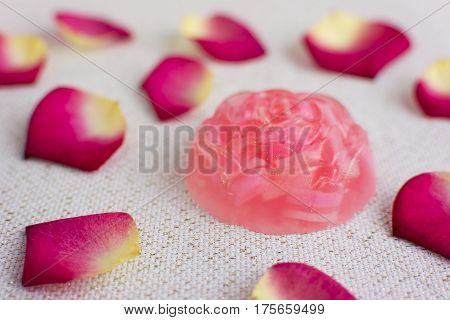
[252,263,356,300]
[25,87,126,171]
[415,58,450,118]
[141,55,212,121]
[180,14,266,62]
[0,33,46,85]
[55,11,131,49]
[303,11,410,78]
[22,212,140,287]
[393,172,450,259]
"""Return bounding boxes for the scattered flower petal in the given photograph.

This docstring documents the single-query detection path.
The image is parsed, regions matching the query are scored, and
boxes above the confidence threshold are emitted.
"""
[304,11,410,78]
[393,172,450,259]
[22,212,140,286]
[180,14,265,61]
[55,11,131,49]
[25,87,126,171]
[0,33,46,85]
[415,58,450,118]
[252,263,356,300]
[141,56,212,120]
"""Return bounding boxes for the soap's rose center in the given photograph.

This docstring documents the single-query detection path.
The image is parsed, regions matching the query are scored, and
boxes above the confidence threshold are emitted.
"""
[194,90,364,189]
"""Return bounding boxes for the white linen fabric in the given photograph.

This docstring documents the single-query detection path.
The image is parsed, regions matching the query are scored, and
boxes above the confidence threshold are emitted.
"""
[0,0,449,299]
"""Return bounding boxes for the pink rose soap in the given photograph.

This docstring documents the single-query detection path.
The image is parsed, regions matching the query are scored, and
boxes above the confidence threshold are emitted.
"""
[186,90,375,234]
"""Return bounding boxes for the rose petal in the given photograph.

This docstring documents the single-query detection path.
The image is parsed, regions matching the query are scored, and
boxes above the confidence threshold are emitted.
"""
[22,212,140,286]
[304,11,410,78]
[55,11,131,49]
[415,58,450,118]
[141,56,212,121]
[180,14,265,61]
[393,172,450,259]
[0,33,46,85]
[252,262,356,300]
[25,87,126,171]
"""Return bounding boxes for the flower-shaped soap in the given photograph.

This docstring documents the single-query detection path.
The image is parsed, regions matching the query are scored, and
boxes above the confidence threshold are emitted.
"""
[186,90,375,234]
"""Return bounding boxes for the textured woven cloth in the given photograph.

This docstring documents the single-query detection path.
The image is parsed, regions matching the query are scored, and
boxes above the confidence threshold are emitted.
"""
[0,0,449,299]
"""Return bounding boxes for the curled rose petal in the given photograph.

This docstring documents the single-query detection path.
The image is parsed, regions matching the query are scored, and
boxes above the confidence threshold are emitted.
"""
[22,212,140,286]
[25,87,126,171]
[304,11,410,78]
[55,11,131,49]
[393,172,450,259]
[180,14,265,61]
[141,56,212,121]
[0,33,46,85]
[415,58,450,118]
[252,263,356,300]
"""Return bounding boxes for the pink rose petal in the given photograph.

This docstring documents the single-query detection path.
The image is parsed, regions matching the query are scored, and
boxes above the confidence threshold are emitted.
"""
[22,212,140,286]
[393,172,450,259]
[0,33,46,85]
[304,11,410,78]
[180,14,265,61]
[415,58,450,118]
[25,87,126,171]
[141,56,212,121]
[252,263,356,300]
[55,11,131,49]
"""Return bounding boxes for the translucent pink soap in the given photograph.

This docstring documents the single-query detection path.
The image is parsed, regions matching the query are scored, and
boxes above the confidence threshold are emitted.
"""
[186,90,375,234]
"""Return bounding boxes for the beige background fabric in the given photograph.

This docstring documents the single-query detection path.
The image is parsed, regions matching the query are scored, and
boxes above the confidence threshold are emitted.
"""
[0,0,449,299]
